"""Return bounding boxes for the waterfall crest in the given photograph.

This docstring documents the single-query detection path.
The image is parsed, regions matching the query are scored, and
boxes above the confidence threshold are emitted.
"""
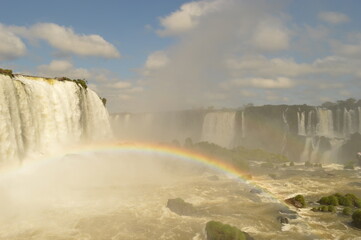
[0,74,111,165]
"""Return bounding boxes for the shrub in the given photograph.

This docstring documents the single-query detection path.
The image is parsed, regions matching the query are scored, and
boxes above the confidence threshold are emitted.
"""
[0,68,14,78]
[355,199,361,208]
[290,161,295,167]
[328,205,336,212]
[205,221,246,240]
[343,207,353,216]
[352,210,361,228]
[295,194,306,208]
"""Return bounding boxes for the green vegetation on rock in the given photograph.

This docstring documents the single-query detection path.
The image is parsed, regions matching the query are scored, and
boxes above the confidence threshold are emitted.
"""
[58,77,88,89]
[0,68,14,78]
[205,221,246,240]
[343,207,353,216]
[318,193,361,207]
[285,194,306,208]
[352,210,361,228]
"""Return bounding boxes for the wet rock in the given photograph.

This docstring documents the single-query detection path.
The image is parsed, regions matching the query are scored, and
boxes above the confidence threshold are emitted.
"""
[277,216,289,224]
[250,188,262,194]
[285,195,306,208]
[166,198,195,216]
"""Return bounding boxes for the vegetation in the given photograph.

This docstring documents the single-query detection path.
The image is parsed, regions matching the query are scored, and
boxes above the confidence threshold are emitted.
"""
[343,207,353,216]
[58,77,88,89]
[285,194,306,208]
[100,97,107,106]
[317,193,361,207]
[0,68,14,78]
[312,205,336,213]
[352,210,361,228]
[205,221,246,240]
[289,161,295,167]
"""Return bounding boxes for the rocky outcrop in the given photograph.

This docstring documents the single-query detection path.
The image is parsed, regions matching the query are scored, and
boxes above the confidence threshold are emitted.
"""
[166,198,196,216]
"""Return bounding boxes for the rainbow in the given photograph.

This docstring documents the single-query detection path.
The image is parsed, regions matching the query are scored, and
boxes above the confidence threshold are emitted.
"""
[71,141,252,179]
[62,141,286,202]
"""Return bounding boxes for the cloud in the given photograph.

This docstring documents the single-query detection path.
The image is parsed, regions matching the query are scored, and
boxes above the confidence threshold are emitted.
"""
[318,11,350,24]
[229,77,294,89]
[13,23,120,58]
[37,60,90,79]
[157,0,225,36]
[110,81,132,89]
[145,51,169,70]
[0,25,26,60]
[252,19,290,51]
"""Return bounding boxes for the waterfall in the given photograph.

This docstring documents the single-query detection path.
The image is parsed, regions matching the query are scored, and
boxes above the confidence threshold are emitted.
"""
[201,111,236,148]
[306,110,314,136]
[281,108,289,154]
[359,107,361,133]
[343,108,353,137]
[316,108,334,137]
[297,111,306,136]
[0,74,111,165]
[241,111,246,138]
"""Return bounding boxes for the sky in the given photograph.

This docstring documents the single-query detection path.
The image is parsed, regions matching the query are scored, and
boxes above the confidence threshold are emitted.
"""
[1,0,361,112]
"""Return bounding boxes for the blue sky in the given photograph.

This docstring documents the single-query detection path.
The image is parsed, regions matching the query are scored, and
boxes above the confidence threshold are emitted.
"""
[1,0,361,112]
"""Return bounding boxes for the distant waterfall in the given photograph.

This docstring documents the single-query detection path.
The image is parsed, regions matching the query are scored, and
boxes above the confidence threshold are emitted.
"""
[316,108,334,137]
[297,111,306,136]
[359,107,361,133]
[306,111,314,136]
[0,74,111,165]
[201,111,236,148]
[241,111,246,138]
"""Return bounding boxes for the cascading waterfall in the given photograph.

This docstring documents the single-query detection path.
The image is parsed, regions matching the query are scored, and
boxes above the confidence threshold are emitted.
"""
[0,74,111,166]
[201,111,236,148]
[281,108,289,154]
[241,111,246,138]
[316,108,334,138]
[297,111,306,136]
[306,110,314,136]
[359,107,361,133]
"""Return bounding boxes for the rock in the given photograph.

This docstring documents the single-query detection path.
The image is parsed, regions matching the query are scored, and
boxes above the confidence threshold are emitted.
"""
[277,216,289,224]
[285,195,306,208]
[205,221,254,240]
[166,198,196,216]
[250,188,262,194]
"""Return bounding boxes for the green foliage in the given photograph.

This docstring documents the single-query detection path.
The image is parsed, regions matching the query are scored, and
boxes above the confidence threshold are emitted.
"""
[352,210,361,228]
[0,68,14,78]
[355,199,361,208]
[343,207,353,216]
[100,97,107,106]
[290,161,295,166]
[58,77,88,89]
[313,205,334,212]
[318,193,360,207]
[205,221,246,240]
[295,194,306,208]
[328,205,336,212]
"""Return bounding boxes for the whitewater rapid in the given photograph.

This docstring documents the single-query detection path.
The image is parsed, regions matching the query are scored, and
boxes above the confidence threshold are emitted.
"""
[0,74,111,166]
